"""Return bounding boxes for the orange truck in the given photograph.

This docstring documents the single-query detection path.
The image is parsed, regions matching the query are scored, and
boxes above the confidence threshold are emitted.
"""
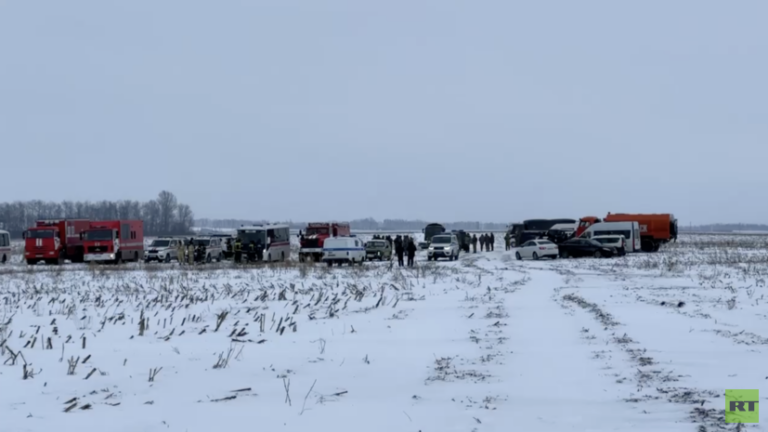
[576,213,677,252]
[603,213,677,252]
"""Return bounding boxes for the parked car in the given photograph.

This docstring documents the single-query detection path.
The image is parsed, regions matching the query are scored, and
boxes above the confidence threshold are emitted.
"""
[515,239,558,260]
[322,236,365,266]
[427,234,460,261]
[592,235,626,256]
[193,236,224,263]
[145,237,182,263]
[558,238,616,258]
[365,239,392,261]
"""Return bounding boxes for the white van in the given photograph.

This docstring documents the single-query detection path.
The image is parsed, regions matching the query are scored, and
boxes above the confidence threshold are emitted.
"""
[322,236,365,266]
[580,222,641,252]
[0,230,10,264]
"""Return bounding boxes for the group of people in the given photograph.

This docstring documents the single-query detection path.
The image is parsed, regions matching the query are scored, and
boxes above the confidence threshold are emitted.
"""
[469,233,496,252]
[176,238,206,265]
[225,238,263,263]
[392,235,418,267]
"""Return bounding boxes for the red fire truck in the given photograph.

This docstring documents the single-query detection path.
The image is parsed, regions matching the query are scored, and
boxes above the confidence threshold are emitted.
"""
[299,222,351,262]
[23,219,91,265]
[82,220,145,264]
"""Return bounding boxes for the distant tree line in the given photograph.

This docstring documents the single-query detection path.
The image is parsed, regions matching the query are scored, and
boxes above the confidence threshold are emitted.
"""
[679,223,768,232]
[0,191,194,238]
[194,217,508,232]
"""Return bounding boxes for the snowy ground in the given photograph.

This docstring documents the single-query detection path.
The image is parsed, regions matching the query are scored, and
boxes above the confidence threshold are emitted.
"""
[1,234,767,431]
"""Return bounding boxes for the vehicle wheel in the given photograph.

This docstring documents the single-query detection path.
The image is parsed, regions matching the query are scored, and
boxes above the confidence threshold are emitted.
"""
[532,252,539,260]
[515,252,522,260]
[560,251,569,259]
[206,254,212,263]
[281,251,285,261]
[164,254,171,263]
[594,251,601,258]
[1,254,6,264]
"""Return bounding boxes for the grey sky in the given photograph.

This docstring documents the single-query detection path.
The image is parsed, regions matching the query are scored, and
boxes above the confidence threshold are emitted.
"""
[1,1,766,225]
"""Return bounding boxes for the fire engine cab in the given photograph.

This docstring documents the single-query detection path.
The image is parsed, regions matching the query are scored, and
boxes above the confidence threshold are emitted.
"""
[299,222,351,262]
[82,220,144,264]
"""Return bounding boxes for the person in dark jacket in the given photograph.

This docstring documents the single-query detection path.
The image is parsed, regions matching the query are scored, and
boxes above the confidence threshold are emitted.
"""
[247,241,257,262]
[394,235,404,267]
[386,235,393,248]
[471,234,478,253]
[406,238,417,267]
[479,234,486,251]
[489,233,495,251]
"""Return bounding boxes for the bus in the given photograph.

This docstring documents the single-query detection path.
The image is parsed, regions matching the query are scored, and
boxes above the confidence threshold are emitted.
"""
[236,224,291,262]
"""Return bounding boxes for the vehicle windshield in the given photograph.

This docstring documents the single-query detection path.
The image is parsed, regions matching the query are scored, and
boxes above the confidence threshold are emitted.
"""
[589,240,604,247]
[305,227,329,236]
[238,229,266,244]
[367,241,386,247]
[194,239,210,246]
[27,229,55,239]
[150,240,171,248]
[431,236,451,244]
[84,229,113,241]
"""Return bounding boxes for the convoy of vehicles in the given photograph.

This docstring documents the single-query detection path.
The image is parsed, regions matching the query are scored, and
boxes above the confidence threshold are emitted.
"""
[236,224,291,262]
[322,236,365,266]
[82,220,145,263]
[515,239,558,260]
[420,223,446,249]
[427,234,460,261]
[144,237,182,263]
[0,230,10,264]
[6,209,678,267]
[299,222,351,262]
[365,238,392,261]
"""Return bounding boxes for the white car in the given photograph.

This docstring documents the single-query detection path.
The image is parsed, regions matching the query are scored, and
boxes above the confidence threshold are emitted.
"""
[145,237,182,263]
[427,234,460,261]
[322,236,365,266]
[515,239,558,260]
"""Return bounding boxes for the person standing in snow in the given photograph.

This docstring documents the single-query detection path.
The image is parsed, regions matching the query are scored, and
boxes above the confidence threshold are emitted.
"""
[504,232,511,250]
[177,240,186,265]
[489,233,495,251]
[394,235,404,267]
[406,238,417,267]
[186,238,195,265]
[471,234,478,253]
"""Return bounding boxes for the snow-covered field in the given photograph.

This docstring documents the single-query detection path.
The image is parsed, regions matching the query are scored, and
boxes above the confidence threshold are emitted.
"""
[1,234,767,431]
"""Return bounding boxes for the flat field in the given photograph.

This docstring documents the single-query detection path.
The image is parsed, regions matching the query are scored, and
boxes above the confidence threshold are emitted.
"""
[1,234,766,431]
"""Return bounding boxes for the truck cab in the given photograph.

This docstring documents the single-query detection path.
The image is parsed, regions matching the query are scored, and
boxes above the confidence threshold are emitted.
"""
[575,216,601,237]
[82,220,144,264]
[23,219,90,265]
[299,222,351,262]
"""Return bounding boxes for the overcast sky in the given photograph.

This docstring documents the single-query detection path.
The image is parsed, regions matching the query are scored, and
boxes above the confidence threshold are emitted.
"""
[1,1,766,225]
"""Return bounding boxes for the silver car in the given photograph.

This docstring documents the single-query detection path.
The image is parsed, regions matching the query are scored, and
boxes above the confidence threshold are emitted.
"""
[145,237,182,263]
[193,236,224,263]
